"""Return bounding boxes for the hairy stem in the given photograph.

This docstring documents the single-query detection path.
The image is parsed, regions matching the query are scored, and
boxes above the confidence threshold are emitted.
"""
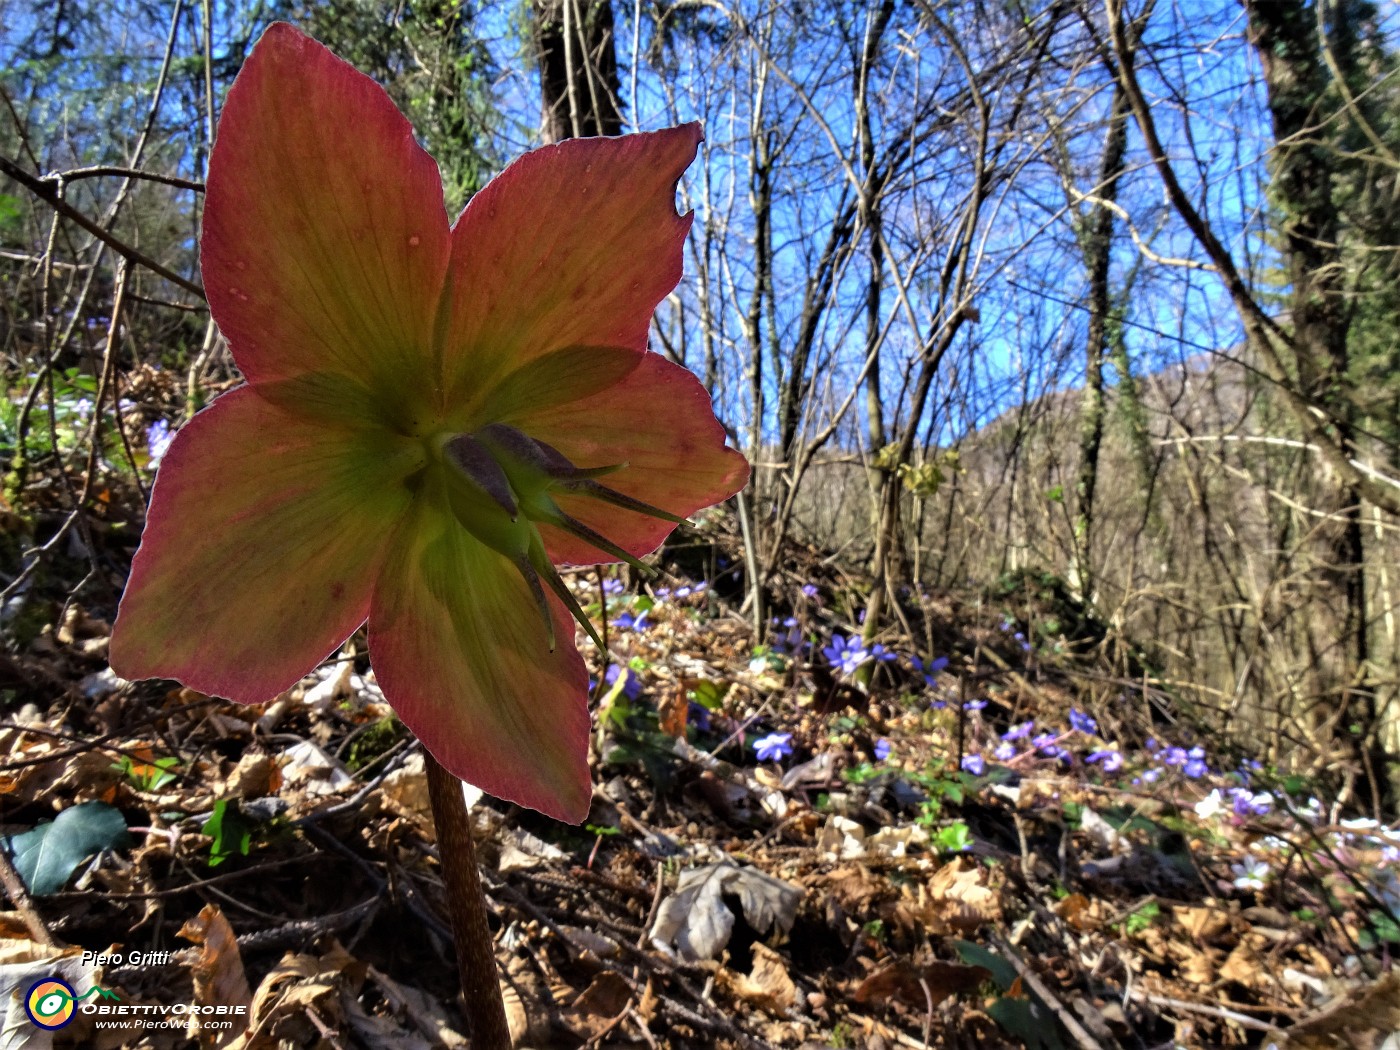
[424,750,512,1049]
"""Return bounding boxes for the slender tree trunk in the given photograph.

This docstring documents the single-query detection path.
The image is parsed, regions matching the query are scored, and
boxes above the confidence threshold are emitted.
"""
[1071,83,1131,605]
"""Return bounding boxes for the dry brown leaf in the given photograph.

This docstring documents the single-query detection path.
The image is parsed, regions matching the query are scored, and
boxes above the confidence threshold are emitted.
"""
[1178,947,1219,986]
[718,943,798,1014]
[226,948,356,1050]
[222,754,279,800]
[571,971,633,1018]
[853,959,992,1009]
[822,865,883,912]
[635,976,660,1023]
[380,752,433,823]
[1055,892,1097,931]
[1266,972,1400,1049]
[1218,941,1262,988]
[929,859,996,913]
[178,904,253,1048]
[1174,902,1231,941]
[367,964,468,1048]
[502,951,550,1046]
[658,687,689,738]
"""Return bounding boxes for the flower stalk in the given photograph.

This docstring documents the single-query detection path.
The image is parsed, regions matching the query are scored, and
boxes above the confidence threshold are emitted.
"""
[424,751,512,1050]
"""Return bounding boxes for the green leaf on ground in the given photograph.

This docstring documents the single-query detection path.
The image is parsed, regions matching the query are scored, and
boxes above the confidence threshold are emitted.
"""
[2,801,130,895]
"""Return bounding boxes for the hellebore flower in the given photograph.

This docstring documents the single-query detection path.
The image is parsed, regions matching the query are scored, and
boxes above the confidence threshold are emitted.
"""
[108,25,747,823]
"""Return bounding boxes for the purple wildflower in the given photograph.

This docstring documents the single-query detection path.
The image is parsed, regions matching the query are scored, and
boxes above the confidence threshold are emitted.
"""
[873,738,892,761]
[753,732,793,762]
[1087,749,1124,773]
[147,419,174,466]
[961,754,985,776]
[604,663,641,701]
[1068,709,1097,735]
[910,654,949,688]
[823,635,869,677]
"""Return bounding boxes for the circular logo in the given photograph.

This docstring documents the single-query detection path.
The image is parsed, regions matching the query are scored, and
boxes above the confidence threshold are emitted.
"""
[25,978,77,1030]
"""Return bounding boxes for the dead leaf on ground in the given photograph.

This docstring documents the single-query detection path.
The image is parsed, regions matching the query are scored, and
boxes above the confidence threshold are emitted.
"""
[178,904,252,1047]
[853,959,992,1010]
[718,943,798,1014]
[1174,902,1232,942]
[650,862,801,961]
[658,687,689,738]
[1266,972,1400,1050]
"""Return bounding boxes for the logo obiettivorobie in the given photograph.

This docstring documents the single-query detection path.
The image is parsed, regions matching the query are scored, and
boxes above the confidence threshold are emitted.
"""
[24,977,118,1029]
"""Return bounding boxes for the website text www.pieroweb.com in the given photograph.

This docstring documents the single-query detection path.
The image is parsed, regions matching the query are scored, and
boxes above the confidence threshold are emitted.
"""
[20,951,248,1034]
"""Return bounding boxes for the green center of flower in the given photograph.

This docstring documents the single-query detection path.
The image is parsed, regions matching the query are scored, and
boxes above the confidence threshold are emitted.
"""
[431,423,681,650]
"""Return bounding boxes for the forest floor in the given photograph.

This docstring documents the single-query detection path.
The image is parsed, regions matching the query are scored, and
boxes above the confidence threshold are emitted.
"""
[2,523,1399,1050]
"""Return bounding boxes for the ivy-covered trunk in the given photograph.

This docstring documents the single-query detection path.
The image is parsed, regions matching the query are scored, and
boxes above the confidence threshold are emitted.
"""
[1244,0,1389,808]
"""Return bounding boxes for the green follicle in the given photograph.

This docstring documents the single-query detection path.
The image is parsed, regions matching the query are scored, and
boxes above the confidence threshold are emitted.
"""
[436,423,681,652]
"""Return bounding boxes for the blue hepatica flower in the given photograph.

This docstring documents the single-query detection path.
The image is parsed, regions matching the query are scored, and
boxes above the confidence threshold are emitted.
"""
[1087,749,1124,773]
[961,754,985,776]
[823,634,869,677]
[910,654,950,688]
[614,608,650,632]
[687,702,711,732]
[147,419,174,466]
[1230,789,1273,817]
[1013,631,1031,652]
[1162,746,1188,768]
[1068,709,1097,735]
[1003,721,1034,741]
[801,583,819,598]
[602,578,625,596]
[993,741,1016,761]
[753,732,793,762]
[770,616,805,657]
[1032,732,1068,760]
[1231,855,1270,891]
[873,738,892,761]
[963,698,987,712]
[1183,746,1209,779]
[604,663,642,701]
[868,643,898,665]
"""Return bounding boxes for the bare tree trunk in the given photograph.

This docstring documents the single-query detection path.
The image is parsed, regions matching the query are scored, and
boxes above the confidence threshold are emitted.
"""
[1071,82,1131,605]
[858,3,896,576]
[532,0,623,143]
